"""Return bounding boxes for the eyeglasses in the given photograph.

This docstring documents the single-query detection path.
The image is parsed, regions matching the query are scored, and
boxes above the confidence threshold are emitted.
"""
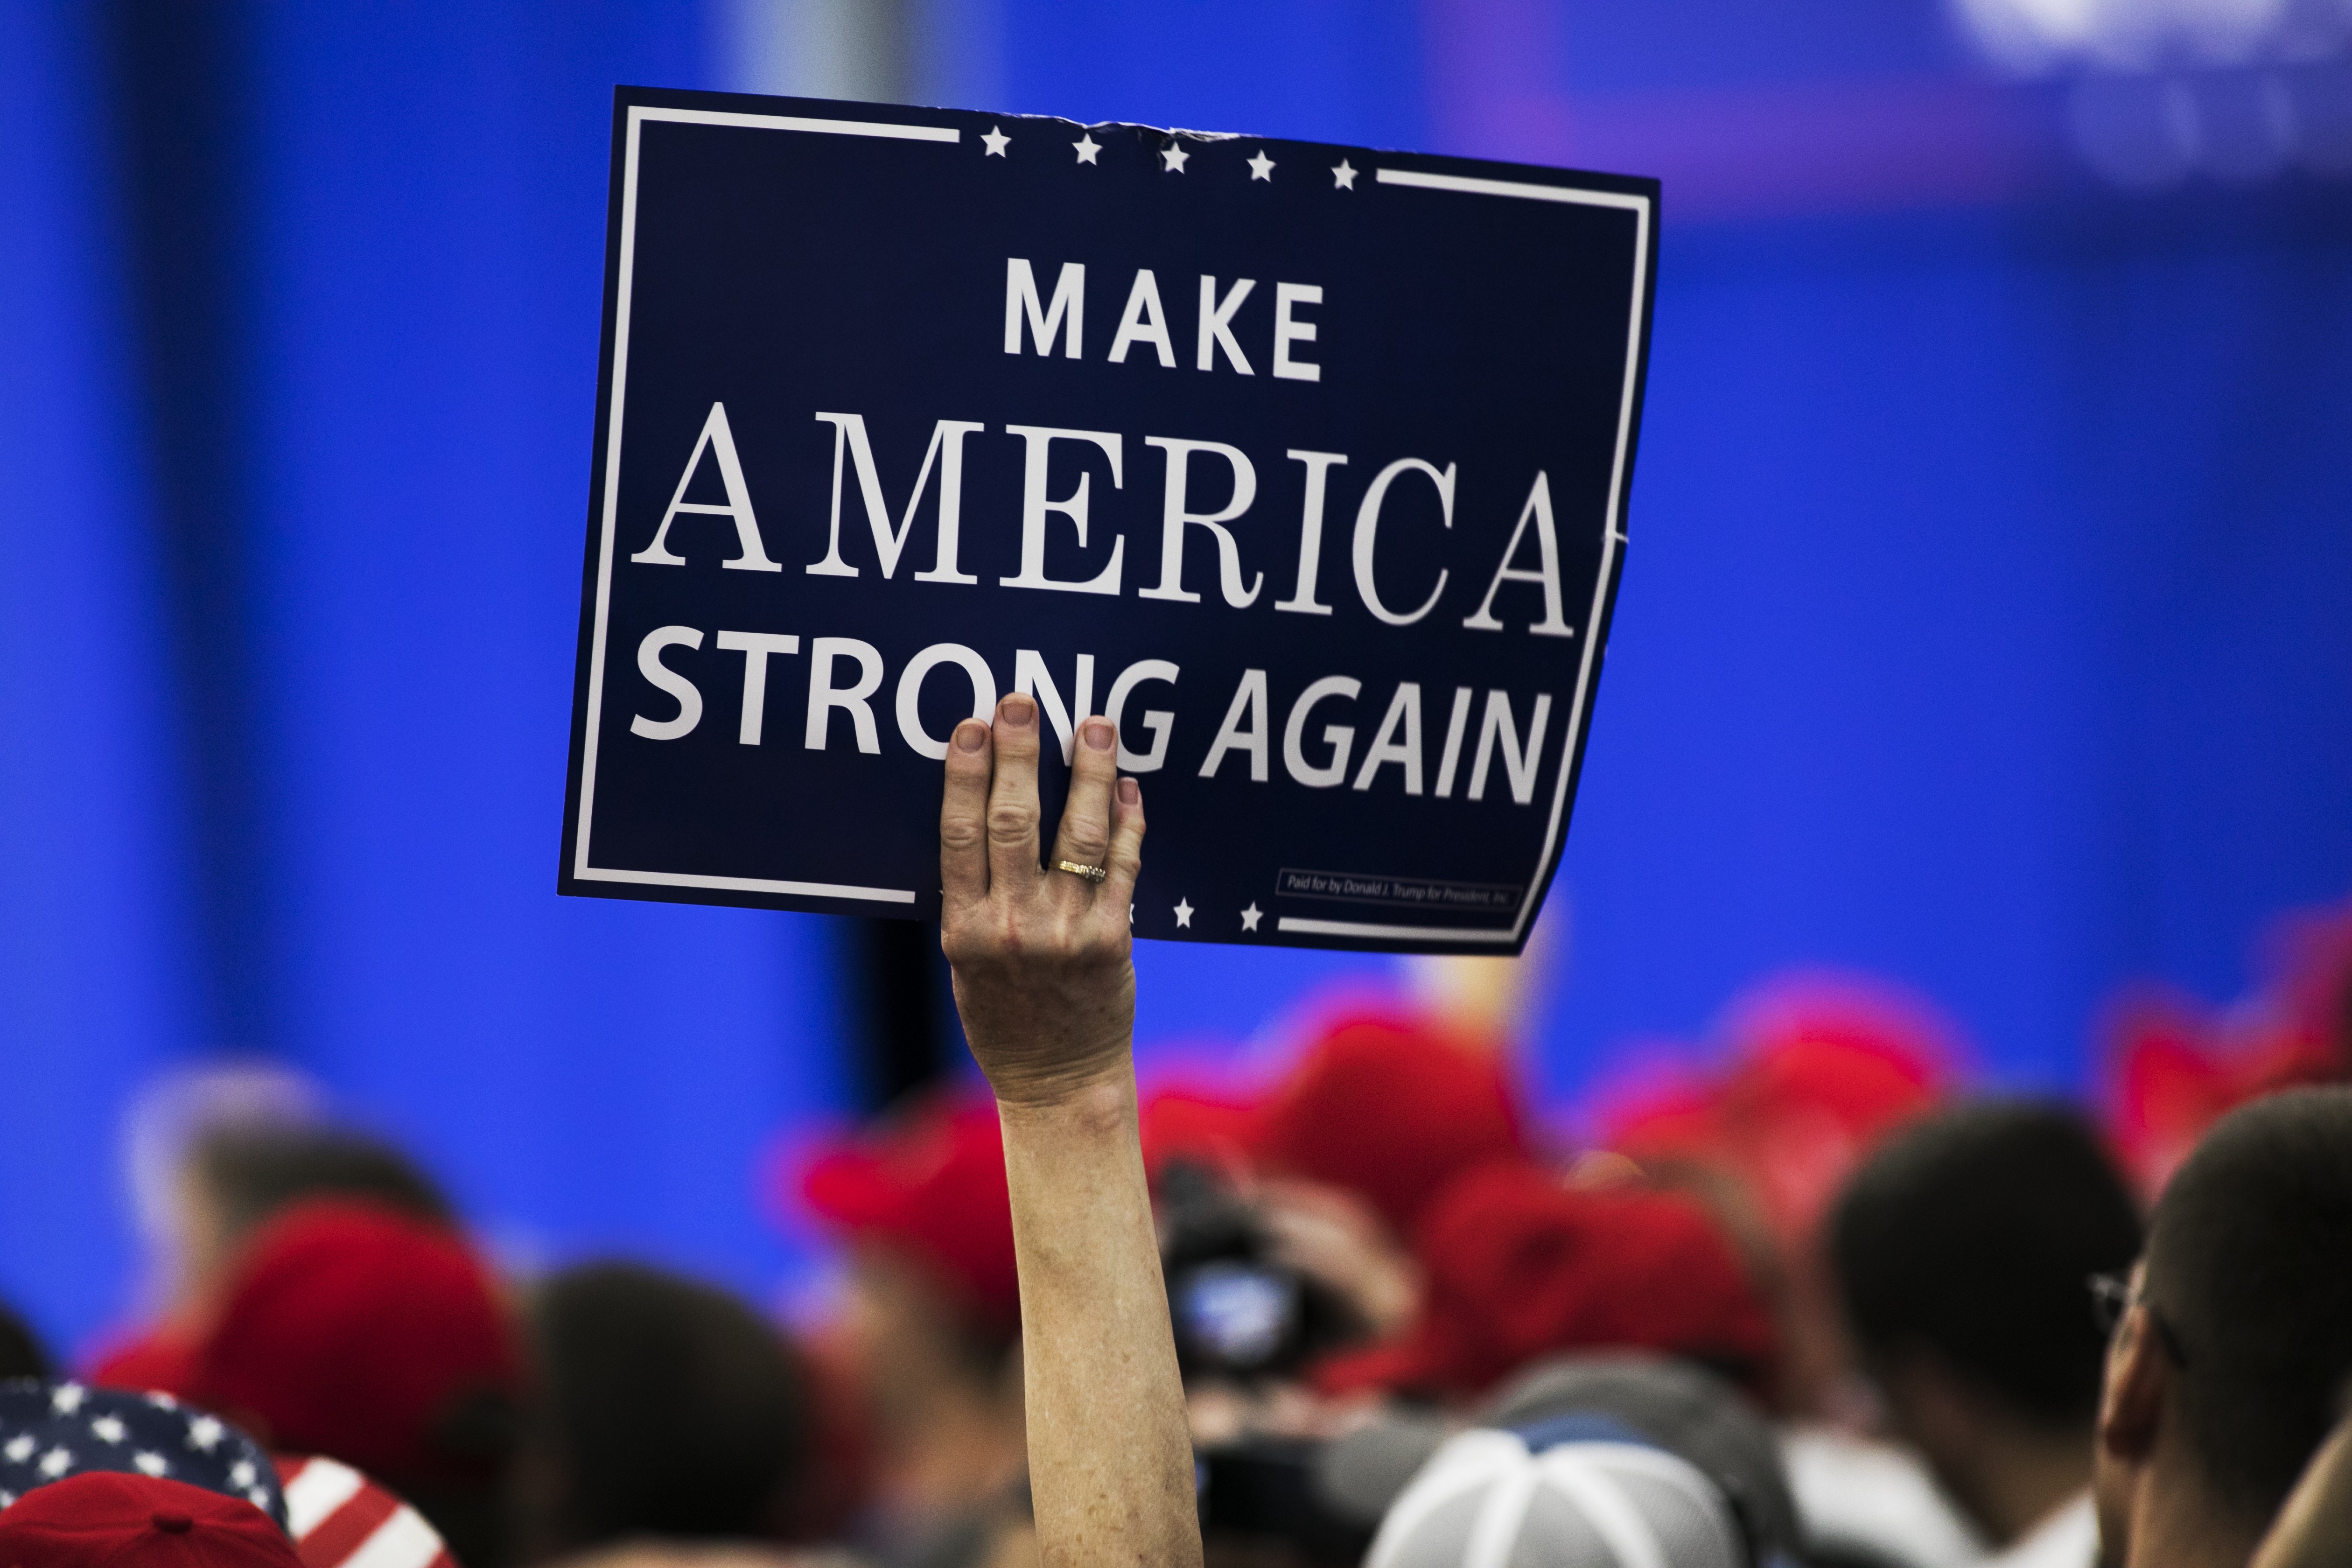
[2089,1271,2191,1368]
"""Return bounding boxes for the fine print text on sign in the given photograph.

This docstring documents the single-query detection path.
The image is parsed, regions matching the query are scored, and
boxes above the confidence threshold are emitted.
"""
[560,86,1657,954]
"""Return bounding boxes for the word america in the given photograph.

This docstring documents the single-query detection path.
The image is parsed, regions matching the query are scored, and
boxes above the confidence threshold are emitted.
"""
[632,404,1581,636]
[627,635,1556,804]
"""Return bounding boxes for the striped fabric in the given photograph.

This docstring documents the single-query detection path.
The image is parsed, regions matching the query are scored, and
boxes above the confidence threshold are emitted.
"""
[274,1455,456,1568]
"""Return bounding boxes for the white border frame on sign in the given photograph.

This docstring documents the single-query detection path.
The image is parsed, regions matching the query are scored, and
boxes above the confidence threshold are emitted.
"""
[570,106,1654,944]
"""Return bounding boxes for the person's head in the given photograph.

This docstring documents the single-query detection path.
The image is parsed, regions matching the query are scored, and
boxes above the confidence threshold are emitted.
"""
[1366,1429,1752,1568]
[1315,1162,1778,1403]
[519,1260,813,1561]
[184,1198,523,1568]
[1252,1015,1528,1239]
[800,1097,1023,1430]
[0,1298,51,1381]
[0,1381,287,1528]
[2095,1087,2352,1568]
[174,1125,452,1305]
[518,1262,811,1558]
[1830,1101,2141,1540]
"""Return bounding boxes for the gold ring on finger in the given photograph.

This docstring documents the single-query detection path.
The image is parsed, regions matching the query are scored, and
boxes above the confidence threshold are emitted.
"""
[1054,859,1108,884]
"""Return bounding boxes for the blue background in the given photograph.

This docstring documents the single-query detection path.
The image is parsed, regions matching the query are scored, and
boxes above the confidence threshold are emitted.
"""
[3,0,2347,1356]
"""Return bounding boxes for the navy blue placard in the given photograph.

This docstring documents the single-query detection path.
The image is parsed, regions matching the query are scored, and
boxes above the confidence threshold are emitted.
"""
[560,87,1656,954]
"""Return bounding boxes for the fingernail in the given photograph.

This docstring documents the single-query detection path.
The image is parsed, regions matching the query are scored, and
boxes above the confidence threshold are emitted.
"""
[953,720,987,753]
[1083,719,1113,752]
[1118,777,1140,806]
[1001,694,1036,727]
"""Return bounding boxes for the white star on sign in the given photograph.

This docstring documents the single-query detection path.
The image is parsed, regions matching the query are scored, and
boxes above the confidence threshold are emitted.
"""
[50,1385,85,1415]
[1072,133,1101,165]
[230,1459,257,1489]
[1241,903,1263,932]
[89,1417,126,1445]
[185,1416,224,1452]
[981,125,1009,157]
[4,1435,33,1463]
[1173,898,1195,929]
[1247,149,1276,181]
[133,1453,169,1477]
[1161,141,1189,172]
[37,1449,72,1479]
[1331,159,1358,190]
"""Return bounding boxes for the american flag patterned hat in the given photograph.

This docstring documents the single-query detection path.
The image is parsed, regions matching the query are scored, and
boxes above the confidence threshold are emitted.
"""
[0,1379,288,1531]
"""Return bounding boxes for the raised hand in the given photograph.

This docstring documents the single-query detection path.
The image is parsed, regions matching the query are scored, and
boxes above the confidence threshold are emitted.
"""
[938,693,1145,1107]
[934,693,1201,1568]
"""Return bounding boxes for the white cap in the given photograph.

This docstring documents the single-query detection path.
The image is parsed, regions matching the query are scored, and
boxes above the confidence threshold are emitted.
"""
[1367,1430,1749,1568]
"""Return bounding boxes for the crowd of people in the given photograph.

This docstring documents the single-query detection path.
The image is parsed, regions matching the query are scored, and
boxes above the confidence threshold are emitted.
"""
[2,697,2348,1568]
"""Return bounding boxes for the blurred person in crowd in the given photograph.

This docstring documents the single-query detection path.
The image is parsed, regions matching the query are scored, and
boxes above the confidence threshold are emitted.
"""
[1598,973,1955,1418]
[2092,1086,2352,1568]
[798,1098,1030,1568]
[1,1377,466,1568]
[1831,1104,2142,1568]
[168,1197,524,1568]
[1316,1353,1801,1565]
[2105,896,2352,1201]
[2250,1389,2352,1568]
[1,1296,52,1380]
[516,1262,812,1565]
[1349,1355,1800,1568]
[0,1379,288,1526]
[1250,1011,1532,1246]
[95,1122,454,1393]
[1314,1159,1778,1404]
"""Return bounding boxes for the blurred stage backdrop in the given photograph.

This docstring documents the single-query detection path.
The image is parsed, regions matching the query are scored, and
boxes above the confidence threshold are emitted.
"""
[4,0,2348,1353]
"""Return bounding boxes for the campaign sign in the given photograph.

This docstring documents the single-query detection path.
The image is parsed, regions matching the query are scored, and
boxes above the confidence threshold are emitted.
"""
[560,86,1656,954]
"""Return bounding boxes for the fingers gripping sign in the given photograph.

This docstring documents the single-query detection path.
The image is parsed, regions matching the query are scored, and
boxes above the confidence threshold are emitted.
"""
[940,694,1146,1107]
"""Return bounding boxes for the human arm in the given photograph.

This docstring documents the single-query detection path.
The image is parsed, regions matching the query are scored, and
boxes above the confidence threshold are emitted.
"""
[938,694,1201,1568]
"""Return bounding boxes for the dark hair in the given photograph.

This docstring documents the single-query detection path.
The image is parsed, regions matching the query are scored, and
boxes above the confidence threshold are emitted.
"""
[188,1125,454,1242]
[0,1298,51,1382]
[1831,1100,2142,1428]
[2145,1086,2352,1528]
[528,1261,811,1550]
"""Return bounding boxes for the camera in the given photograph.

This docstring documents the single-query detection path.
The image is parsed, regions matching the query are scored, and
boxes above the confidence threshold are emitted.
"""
[1157,1159,1364,1381]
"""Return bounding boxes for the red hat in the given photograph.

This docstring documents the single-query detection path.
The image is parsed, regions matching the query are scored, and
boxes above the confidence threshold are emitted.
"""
[0,1471,303,1568]
[1252,1014,1529,1235]
[1316,1161,1779,1401]
[801,1098,1020,1334]
[88,1328,198,1397]
[1603,974,1950,1249]
[184,1199,521,1487]
[2098,899,2352,1199]
[1138,1085,1260,1184]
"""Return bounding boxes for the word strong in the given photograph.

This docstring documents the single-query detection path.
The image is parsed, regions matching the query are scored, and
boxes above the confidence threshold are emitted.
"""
[564,87,1657,955]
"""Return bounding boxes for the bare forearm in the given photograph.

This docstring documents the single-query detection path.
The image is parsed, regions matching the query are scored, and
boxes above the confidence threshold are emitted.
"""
[1000,1076,1200,1568]
[939,700,1197,1568]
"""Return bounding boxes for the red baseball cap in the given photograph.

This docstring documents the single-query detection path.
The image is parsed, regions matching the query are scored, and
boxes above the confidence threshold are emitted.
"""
[1604,975,1951,1248]
[0,1471,302,1568]
[800,1097,1020,1335]
[183,1199,521,1487]
[1138,1085,1260,1184]
[1252,1014,1529,1235]
[1316,1161,1779,1401]
[2105,901,2352,1198]
[87,1329,198,1398]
